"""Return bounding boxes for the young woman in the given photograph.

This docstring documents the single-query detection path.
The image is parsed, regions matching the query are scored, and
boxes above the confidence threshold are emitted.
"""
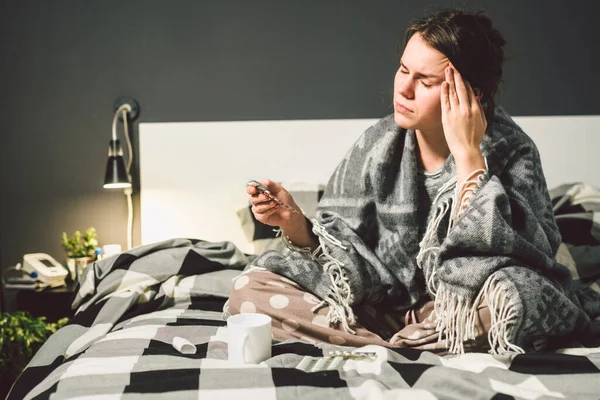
[227,9,590,354]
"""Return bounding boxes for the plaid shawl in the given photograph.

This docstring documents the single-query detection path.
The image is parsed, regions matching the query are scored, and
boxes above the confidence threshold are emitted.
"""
[255,107,592,354]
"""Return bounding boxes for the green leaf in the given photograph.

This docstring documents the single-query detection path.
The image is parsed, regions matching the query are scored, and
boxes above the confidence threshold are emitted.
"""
[61,227,98,258]
[0,311,70,382]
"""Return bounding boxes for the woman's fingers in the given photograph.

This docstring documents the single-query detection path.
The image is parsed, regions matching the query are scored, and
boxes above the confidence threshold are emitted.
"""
[252,200,278,214]
[389,331,403,344]
[261,179,286,196]
[252,203,279,222]
[468,83,484,114]
[249,192,274,205]
[441,81,451,115]
[389,327,438,346]
[445,66,459,109]
[469,85,488,127]
[452,67,471,106]
[478,99,487,128]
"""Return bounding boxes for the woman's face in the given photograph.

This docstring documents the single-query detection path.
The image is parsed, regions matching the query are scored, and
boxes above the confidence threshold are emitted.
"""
[393,33,449,133]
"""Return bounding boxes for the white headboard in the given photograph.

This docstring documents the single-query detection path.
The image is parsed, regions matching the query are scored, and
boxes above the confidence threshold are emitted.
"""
[139,115,599,253]
[139,119,377,253]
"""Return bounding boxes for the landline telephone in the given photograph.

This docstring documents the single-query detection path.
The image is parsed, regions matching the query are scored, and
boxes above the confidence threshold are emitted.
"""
[21,253,68,286]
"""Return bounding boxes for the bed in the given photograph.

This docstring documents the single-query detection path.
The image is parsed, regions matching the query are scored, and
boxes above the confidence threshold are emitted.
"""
[8,116,600,399]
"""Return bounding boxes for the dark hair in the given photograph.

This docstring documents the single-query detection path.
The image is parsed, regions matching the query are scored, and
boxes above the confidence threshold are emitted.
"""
[401,9,507,125]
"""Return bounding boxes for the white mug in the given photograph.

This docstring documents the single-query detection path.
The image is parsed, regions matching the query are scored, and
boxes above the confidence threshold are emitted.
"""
[227,313,272,364]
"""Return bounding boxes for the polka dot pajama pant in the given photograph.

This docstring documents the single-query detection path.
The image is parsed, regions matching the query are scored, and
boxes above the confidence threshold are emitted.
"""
[228,270,492,352]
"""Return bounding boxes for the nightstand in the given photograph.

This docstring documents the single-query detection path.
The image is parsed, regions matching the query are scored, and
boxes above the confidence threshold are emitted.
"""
[1,280,78,322]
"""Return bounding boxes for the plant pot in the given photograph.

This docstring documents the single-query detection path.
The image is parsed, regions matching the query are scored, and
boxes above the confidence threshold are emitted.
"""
[65,257,94,282]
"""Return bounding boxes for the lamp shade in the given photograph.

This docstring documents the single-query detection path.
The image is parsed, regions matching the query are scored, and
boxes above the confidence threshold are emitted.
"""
[103,139,131,189]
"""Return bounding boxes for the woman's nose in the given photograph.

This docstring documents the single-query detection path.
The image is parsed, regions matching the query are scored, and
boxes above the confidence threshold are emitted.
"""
[398,77,414,99]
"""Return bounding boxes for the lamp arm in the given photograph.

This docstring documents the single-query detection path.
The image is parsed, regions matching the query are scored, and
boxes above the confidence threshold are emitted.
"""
[111,104,134,177]
[122,108,133,177]
[111,104,130,140]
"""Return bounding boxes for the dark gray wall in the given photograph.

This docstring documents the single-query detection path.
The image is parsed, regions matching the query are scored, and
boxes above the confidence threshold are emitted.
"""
[1,0,599,271]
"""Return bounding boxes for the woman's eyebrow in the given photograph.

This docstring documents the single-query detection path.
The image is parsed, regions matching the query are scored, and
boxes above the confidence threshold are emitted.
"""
[400,60,443,81]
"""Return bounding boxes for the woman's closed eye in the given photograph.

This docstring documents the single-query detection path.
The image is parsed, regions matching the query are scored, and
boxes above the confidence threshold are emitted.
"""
[399,63,437,87]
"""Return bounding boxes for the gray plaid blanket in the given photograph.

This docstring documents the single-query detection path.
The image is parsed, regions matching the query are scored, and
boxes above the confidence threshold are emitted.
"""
[552,183,600,344]
[551,182,600,247]
[9,238,600,399]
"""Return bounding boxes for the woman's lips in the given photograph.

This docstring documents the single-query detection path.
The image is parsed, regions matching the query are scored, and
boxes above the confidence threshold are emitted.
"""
[394,102,413,114]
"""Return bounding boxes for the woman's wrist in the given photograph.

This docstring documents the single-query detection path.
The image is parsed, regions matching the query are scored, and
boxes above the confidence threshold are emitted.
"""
[451,150,487,223]
[455,148,485,184]
[281,213,319,251]
[280,212,304,234]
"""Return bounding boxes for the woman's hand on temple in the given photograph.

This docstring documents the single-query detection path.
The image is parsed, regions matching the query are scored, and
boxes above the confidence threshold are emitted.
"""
[440,64,487,162]
[441,63,487,184]
[247,179,303,230]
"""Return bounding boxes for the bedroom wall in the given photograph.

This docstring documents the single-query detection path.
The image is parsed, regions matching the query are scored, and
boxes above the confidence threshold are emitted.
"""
[0,0,598,276]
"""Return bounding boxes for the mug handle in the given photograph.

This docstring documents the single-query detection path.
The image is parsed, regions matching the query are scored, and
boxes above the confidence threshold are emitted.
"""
[232,332,249,363]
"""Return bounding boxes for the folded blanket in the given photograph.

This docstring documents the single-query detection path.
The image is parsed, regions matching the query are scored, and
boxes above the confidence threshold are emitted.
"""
[254,107,594,354]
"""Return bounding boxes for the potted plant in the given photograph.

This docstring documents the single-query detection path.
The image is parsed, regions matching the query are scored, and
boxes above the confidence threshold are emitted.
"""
[0,311,68,398]
[61,227,98,281]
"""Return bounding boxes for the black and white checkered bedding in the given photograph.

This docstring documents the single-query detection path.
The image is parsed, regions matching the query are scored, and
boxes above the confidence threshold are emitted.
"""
[8,238,600,399]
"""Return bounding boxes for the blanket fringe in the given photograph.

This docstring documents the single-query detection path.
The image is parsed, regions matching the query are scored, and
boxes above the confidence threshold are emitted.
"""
[448,161,488,230]
[283,219,357,334]
[435,274,524,355]
[416,177,456,291]
[281,229,321,258]
[416,198,451,296]
[434,287,474,354]
[478,274,525,354]
[311,219,357,334]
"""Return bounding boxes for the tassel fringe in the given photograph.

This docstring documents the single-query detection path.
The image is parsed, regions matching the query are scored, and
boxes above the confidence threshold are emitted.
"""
[310,219,357,334]
[479,274,525,354]
[283,218,357,334]
[435,274,525,355]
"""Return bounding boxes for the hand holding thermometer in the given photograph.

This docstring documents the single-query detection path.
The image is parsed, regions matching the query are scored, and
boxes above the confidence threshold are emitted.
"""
[247,180,301,215]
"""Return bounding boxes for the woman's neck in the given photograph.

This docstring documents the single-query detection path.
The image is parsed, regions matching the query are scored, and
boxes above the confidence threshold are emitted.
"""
[415,128,450,172]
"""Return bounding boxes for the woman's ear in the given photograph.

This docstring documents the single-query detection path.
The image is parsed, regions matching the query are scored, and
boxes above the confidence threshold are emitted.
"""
[474,88,483,100]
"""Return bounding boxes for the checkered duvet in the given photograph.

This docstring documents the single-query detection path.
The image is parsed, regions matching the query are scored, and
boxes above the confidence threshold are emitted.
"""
[8,238,600,400]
